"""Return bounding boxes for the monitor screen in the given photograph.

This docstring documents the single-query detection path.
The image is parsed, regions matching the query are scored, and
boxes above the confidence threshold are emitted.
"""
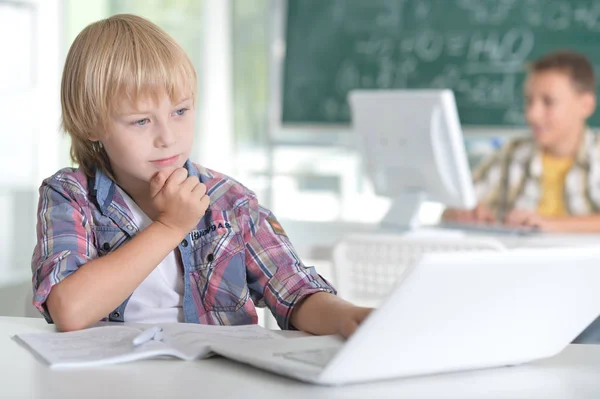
[349,89,476,229]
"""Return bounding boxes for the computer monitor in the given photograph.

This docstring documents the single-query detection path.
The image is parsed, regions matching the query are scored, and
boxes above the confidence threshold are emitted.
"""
[349,89,476,230]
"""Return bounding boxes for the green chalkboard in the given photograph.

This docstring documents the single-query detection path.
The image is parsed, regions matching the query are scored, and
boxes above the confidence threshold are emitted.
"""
[282,0,600,126]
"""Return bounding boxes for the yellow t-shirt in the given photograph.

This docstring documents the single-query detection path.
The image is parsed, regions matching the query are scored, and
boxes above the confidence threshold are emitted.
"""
[537,153,574,217]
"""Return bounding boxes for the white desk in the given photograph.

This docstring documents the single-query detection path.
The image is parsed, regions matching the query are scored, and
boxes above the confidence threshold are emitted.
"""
[3,317,600,398]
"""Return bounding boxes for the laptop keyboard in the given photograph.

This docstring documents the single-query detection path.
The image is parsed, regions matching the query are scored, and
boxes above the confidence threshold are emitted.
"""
[439,221,539,236]
[277,347,340,368]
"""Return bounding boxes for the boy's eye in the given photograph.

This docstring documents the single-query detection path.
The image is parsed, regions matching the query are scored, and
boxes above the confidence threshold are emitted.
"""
[134,118,149,126]
[542,98,555,107]
[173,108,189,116]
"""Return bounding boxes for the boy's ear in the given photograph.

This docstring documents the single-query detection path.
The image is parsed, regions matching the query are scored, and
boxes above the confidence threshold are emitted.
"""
[580,92,596,119]
[88,129,101,142]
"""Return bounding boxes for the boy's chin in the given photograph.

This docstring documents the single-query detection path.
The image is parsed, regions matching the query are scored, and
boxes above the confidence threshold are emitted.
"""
[145,166,181,181]
[531,130,549,144]
[535,138,553,149]
[532,135,547,145]
[536,136,565,151]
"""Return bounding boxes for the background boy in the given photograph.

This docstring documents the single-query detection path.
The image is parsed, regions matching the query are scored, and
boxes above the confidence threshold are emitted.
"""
[445,50,600,233]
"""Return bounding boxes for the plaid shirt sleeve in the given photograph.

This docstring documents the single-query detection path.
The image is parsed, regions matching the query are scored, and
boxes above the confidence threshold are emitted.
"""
[472,148,508,211]
[242,191,336,330]
[31,178,97,322]
[472,139,529,216]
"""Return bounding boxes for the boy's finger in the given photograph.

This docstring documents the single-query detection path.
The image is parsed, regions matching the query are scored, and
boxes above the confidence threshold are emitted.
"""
[340,320,358,339]
[355,307,373,323]
[149,171,167,197]
[181,176,200,192]
[192,182,207,197]
[164,167,188,187]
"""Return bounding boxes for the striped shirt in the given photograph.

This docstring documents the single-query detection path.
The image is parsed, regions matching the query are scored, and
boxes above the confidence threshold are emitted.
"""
[31,160,335,329]
[473,129,600,219]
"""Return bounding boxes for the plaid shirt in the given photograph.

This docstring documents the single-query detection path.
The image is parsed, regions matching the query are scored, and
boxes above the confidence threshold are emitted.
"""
[473,129,600,219]
[31,161,335,329]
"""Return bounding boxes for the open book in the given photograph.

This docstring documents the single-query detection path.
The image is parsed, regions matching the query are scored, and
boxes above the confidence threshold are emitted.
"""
[13,323,284,368]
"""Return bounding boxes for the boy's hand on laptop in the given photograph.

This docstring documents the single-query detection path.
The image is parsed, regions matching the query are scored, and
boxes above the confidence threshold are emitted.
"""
[290,292,373,338]
[503,209,547,230]
[338,306,373,338]
[443,204,495,224]
[150,168,210,237]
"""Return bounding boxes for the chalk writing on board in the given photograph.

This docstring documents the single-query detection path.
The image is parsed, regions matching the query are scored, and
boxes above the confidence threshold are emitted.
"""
[283,0,600,125]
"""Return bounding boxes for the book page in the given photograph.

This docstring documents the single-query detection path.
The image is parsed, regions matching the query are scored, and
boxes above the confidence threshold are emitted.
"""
[14,324,283,367]
[14,326,184,368]
[161,323,282,359]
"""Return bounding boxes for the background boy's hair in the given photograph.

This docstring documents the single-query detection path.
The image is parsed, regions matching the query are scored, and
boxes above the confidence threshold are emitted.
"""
[61,14,197,179]
[528,50,596,94]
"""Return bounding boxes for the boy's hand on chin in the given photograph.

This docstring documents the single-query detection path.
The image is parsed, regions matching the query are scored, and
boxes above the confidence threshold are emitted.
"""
[150,167,210,238]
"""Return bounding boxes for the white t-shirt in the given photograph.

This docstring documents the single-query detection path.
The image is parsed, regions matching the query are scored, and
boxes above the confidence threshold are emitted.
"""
[117,187,184,323]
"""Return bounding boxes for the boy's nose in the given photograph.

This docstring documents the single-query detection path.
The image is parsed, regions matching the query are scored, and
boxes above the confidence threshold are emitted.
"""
[155,123,176,147]
[526,103,543,123]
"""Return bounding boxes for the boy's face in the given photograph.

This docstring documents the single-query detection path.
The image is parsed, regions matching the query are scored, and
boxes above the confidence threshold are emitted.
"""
[524,70,595,151]
[98,92,195,190]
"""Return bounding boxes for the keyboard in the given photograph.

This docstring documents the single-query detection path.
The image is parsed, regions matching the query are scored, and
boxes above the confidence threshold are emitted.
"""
[439,221,540,236]
[277,347,340,368]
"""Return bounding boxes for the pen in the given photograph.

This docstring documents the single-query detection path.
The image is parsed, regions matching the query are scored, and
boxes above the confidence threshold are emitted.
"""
[132,326,163,346]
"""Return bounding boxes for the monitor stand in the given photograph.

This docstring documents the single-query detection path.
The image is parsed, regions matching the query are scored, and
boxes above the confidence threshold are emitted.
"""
[381,191,426,230]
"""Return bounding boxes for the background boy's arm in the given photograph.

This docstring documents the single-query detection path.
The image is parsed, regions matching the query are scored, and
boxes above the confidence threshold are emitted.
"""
[442,204,496,223]
[504,209,600,233]
[443,144,511,224]
[547,215,600,233]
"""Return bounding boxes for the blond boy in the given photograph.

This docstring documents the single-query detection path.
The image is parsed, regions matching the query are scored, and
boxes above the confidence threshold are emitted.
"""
[32,15,371,333]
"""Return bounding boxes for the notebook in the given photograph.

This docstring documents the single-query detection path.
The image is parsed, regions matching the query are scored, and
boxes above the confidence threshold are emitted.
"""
[14,323,283,368]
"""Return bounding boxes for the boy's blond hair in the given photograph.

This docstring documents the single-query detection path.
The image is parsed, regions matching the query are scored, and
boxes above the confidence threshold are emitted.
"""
[61,14,198,179]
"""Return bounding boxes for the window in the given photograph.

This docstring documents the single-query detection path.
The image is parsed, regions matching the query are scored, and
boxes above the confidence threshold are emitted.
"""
[232,0,269,147]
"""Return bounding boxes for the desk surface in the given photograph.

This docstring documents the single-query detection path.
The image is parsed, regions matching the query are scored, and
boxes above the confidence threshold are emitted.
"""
[3,317,600,398]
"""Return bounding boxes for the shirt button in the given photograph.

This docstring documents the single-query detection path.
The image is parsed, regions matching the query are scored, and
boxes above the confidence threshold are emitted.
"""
[181,239,188,247]
[112,312,120,319]
[126,225,134,231]
[207,253,214,262]
[102,242,110,251]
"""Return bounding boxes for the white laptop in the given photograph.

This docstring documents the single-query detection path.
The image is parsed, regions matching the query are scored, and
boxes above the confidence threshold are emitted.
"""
[215,247,600,385]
